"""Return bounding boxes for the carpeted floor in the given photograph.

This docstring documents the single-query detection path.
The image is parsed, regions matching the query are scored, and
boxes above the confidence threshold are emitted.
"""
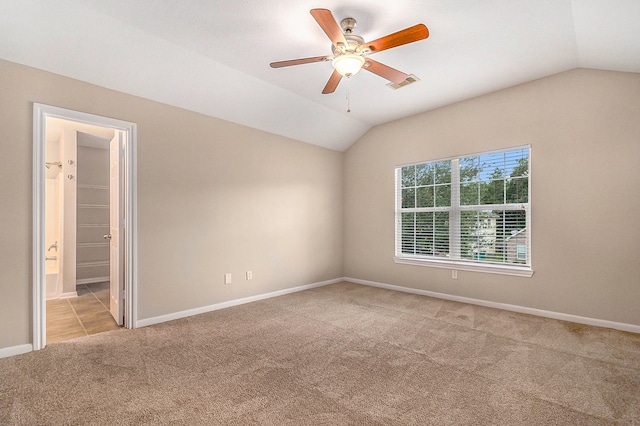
[1,281,639,425]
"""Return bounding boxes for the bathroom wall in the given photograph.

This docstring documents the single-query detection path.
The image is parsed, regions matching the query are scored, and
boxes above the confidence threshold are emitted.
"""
[59,128,77,296]
[45,136,61,274]
[45,134,61,299]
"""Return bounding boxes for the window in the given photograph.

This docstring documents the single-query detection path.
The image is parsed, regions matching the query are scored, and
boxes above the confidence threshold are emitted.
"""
[395,146,531,276]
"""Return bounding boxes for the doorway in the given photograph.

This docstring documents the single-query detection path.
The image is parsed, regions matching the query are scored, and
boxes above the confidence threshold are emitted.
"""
[33,104,137,350]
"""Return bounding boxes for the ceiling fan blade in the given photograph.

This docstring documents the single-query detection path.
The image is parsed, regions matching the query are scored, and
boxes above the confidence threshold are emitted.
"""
[322,69,343,94]
[363,59,408,84]
[310,9,347,47]
[270,55,330,68]
[364,24,429,54]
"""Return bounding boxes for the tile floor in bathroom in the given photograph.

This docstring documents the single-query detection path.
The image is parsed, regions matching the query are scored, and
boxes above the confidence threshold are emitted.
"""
[46,281,121,344]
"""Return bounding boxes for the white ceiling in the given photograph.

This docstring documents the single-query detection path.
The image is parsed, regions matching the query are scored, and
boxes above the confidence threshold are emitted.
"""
[2,0,639,151]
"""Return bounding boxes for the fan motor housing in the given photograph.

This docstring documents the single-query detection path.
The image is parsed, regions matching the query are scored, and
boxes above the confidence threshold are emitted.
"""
[340,17,357,33]
[332,34,365,56]
[330,17,367,56]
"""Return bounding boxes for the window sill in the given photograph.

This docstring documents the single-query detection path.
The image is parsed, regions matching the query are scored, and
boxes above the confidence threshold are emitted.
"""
[394,256,534,277]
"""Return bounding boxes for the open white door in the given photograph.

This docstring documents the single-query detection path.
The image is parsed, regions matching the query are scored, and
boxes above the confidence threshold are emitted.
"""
[108,131,124,325]
[34,104,137,350]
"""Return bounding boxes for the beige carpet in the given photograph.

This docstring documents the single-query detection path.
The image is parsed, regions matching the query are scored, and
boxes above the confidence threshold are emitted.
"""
[1,282,639,425]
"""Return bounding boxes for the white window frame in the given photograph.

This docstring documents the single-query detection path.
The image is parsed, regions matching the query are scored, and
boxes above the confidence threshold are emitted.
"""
[394,146,533,277]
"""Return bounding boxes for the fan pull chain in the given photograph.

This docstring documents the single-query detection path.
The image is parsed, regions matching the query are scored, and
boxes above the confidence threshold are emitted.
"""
[346,77,351,113]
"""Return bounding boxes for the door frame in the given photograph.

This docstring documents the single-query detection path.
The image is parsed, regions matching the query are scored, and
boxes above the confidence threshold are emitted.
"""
[33,103,138,350]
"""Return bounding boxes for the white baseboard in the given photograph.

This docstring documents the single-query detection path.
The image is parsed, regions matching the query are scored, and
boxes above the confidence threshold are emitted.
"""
[59,291,78,299]
[345,277,640,334]
[0,344,32,359]
[136,278,342,328]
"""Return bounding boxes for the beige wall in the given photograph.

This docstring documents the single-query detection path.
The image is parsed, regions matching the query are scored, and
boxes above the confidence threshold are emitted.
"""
[0,59,344,349]
[1,59,638,353]
[344,68,640,326]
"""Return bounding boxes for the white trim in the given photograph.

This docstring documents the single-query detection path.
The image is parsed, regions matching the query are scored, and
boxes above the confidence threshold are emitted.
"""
[32,106,46,350]
[136,278,341,328]
[394,257,534,277]
[0,344,33,359]
[344,277,640,334]
[124,124,138,329]
[59,291,78,299]
[33,103,138,350]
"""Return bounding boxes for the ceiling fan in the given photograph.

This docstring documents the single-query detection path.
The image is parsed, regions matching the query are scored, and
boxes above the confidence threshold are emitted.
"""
[270,8,429,94]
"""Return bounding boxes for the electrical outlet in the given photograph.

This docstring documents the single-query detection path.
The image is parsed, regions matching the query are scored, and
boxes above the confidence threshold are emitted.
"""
[452,270,458,280]
[224,273,232,284]
[246,271,253,280]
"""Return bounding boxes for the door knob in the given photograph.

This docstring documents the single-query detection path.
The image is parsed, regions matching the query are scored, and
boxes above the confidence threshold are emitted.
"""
[103,234,112,240]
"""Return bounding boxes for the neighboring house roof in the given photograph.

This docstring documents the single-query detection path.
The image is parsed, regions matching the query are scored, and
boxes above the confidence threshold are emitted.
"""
[506,228,527,241]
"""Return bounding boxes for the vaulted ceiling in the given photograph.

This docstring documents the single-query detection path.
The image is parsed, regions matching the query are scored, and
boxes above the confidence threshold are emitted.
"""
[2,0,639,151]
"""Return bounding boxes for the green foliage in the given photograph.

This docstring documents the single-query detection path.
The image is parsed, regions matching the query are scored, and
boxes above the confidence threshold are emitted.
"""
[401,212,449,256]
[460,156,528,205]
[506,158,529,203]
[401,161,451,209]
[400,152,529,264]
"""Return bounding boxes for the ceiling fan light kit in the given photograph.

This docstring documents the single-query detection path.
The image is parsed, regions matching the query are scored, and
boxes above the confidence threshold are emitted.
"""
[332,53,365,76]
[270,8,429,94]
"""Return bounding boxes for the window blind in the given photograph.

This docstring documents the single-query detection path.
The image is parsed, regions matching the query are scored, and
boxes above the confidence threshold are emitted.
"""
[395,146,530,273]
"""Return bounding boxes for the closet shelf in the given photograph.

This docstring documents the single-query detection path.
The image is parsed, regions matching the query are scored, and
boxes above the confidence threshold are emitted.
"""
[77,242,109,248]
[77,261,109,268]
[78,204,109,209]
[77,184,109,190]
